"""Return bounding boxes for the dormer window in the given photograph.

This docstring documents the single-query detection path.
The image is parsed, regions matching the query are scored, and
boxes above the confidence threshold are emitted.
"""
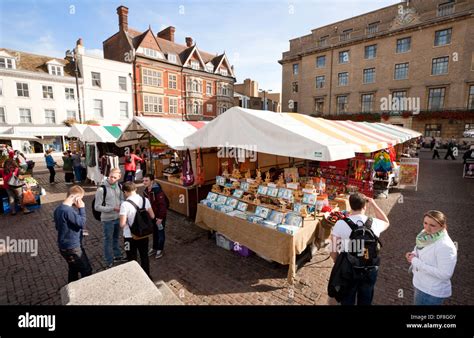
[206,64,214,73]
[190,60,200,70]
[168,53,177,63]
[220,68,228,76]
[143,48,164,59]
[48,64,63,76]
[0,57,15,69]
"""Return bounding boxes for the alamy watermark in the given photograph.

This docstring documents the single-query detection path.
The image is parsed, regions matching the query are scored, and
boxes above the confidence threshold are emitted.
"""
[380,95,420,115]
[0,236,38,257]
[217,142,257,162]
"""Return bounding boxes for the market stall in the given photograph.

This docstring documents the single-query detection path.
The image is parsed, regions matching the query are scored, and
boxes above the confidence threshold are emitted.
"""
[117,117,210,218]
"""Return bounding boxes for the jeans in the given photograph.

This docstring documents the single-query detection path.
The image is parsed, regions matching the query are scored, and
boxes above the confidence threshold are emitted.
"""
[124,170,136,182]
[341,267,378,305]
[152,218,166,251]
[414,288,446,305]
[65,172,74,183]
[73,166,82,182]
[60,247,92,283]
[103,219,122,265]
[124,237,150,276]
[47,166,56,183]
[432,150,440,159]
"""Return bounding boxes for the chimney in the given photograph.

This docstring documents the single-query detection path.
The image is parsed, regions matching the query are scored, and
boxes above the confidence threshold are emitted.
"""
[117,6,129,32]
[75,38,85,55]
[158,26,175,42]
[185,37,193,47]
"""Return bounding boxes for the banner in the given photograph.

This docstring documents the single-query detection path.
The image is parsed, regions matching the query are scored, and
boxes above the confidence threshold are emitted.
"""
[399,158,420,190]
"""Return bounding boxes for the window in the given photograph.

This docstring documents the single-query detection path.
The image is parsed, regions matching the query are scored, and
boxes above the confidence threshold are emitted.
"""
[168,74,177,89]
[361,94,374,112]
[93,99,103,117]
[191,80,201,92]
[468,85,474,109]
[292,101,298,113]
[49,65,63,76]
[0,79,3,96]
[465,123,474,131]
[367,22,379,34]
[338,72,348,86]
[45,109,56,124]
[339,51,349,64]
[19,108,31,123]
[206,82,212,96]
[363,68,375,84]
[42,85,54,99]
[143,69,162,87]
[0,107,5,123]
[120,101,128,118]
[340,29,352,41]
[17,83,29,97]
[319,36,329,47]
[437,1,454,17]
[0,57,14,69]
[206,103,213,113]
[394,63,409,80]
[65,88,75,100]
[316,76,325,89]
[425,124,442,137]
[292,82,298,93]
[365,45,377,59]
[143,95,163,113]
[168,53,177,63]
[119,76,127,91]
[396,37,411,53]
[221,85,230,96]
[190,101,202,115]
[316,55,326,68]
[293,64,299,75]
[432,57,449,75]
[143,48,163,59]
[191,60,200,70]
[91,72,101,87]
[337,96,348,114]
[220,68,228,76]
[206,64,214,73]
[434,28,452,46]
[392,91,407,100]
[218,106,227,115]
[67,110,76,119]
[428,88,446,110]
[314,98,324,114]
[169,98,178,114]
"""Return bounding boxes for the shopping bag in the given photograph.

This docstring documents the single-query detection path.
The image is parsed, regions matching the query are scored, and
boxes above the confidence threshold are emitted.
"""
[22,189,36,205]
[8,174,25,188]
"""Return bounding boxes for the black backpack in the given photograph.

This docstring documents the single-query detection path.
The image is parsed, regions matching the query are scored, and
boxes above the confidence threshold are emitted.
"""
[92,185,107,221]
[126,196,154,239]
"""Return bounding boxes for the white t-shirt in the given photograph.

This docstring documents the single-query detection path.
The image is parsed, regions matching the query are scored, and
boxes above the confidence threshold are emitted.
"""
[119,194,152,238]
[331,214,389,252]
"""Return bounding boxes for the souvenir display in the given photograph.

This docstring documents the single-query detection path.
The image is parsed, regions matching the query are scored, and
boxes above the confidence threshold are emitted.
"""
[232,169,242,180]
[225,198,239,208]
[255,206,271,219]
[277,225,300,236]
[223,187,231,196]
[233,189,244,198]
[216,176,226,186]
[216,195,228,204]
[240,182,250,191]
[247,215,264,224]
[206,192,218,201]
[237,201,248,212]
[302,193,317,205]
[282,212,303,227]
[257,185,268,195]
[267,187,278,197]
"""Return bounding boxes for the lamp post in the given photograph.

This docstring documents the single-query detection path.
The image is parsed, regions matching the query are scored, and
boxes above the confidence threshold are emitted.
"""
[259,89,272,111]
[66,49,82,123]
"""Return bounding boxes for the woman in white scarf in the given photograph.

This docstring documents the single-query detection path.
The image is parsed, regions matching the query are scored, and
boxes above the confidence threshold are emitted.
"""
[405,210,457,305]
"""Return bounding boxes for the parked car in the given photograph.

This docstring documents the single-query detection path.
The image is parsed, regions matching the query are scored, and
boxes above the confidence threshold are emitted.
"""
[463,129,474,138]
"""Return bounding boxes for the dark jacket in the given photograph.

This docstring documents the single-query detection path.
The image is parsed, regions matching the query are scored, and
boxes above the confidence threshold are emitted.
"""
[54,204,86,250]
[143,182,168,220]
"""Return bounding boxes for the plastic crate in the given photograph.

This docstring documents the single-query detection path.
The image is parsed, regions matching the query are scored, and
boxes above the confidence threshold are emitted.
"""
[216,233,233,251]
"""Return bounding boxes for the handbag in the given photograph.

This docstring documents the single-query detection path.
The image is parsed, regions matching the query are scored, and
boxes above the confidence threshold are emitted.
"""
[182,149,195,187]
[8,174,25,188]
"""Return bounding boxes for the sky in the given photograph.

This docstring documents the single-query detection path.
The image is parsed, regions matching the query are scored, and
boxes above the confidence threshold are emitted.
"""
[0,0,400,94]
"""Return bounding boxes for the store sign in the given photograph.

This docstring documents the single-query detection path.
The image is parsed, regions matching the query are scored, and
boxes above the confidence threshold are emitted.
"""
[399,158,419,190]
[314,151,323,158]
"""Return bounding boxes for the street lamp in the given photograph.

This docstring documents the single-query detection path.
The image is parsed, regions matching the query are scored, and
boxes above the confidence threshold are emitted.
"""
[259,89,272,111]
[65,49,82,124]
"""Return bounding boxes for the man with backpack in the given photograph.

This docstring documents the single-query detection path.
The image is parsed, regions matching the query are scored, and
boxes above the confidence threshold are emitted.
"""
[94,168,124,268]
[119,181,157,277]
[143,174,169,259]
[329,192,390,305]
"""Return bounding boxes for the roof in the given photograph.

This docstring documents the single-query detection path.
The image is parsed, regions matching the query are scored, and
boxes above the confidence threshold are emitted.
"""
[0,48,76,77]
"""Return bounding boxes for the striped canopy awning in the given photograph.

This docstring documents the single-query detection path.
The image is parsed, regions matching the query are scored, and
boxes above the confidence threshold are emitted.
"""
[184,107,421,161]
[81,125,124,143]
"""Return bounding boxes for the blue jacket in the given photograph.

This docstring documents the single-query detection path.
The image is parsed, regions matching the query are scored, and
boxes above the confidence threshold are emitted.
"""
[54,204,86,250]
[45,154,56,167]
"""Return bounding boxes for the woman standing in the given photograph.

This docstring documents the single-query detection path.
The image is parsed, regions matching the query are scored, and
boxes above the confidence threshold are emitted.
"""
[45,149,57,184]
[1,159,32,215]
[406,210,457,305]
[62,151,74,184]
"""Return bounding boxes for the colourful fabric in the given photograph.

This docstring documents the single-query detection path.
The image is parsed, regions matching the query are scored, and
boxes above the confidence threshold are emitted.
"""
[416,229,446,250]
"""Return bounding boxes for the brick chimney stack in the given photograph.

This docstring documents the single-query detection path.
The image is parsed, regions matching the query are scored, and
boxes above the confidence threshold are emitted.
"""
[158,26,176,42]
[117,6,129,32]
[185,37,193,47]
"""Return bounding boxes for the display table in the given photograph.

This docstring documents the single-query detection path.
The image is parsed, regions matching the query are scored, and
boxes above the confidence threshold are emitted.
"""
[195,204,320,284]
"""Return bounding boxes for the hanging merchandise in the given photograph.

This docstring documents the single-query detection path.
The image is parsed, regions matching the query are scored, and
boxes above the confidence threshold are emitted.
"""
[182,149,195,187]
[196,149,205,185]
[373,150,392,173]
[86,144,97,167]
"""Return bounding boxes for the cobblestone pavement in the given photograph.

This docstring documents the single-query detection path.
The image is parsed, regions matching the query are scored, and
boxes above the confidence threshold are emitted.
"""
[1,150,473,305]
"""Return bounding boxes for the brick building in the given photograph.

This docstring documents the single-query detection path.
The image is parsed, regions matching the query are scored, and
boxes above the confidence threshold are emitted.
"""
[103,6,235,121]
[234,78,281,112]
[279,0,474,139]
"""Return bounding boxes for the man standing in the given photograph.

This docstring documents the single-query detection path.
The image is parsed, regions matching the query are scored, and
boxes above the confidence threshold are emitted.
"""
[444,140,456,160]
[143,175,168,259]
[54,185,92,283]
[330,193,390,305]
[94,168,124,268]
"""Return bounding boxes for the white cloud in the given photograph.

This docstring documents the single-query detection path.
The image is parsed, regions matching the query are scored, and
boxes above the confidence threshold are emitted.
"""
[86,49,104,58]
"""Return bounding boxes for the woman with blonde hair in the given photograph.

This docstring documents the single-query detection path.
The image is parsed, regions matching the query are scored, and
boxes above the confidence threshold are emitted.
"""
[406,210,457,305]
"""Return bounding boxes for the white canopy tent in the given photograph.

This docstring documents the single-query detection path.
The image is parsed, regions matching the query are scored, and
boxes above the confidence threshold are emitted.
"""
[67,124,89,141]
